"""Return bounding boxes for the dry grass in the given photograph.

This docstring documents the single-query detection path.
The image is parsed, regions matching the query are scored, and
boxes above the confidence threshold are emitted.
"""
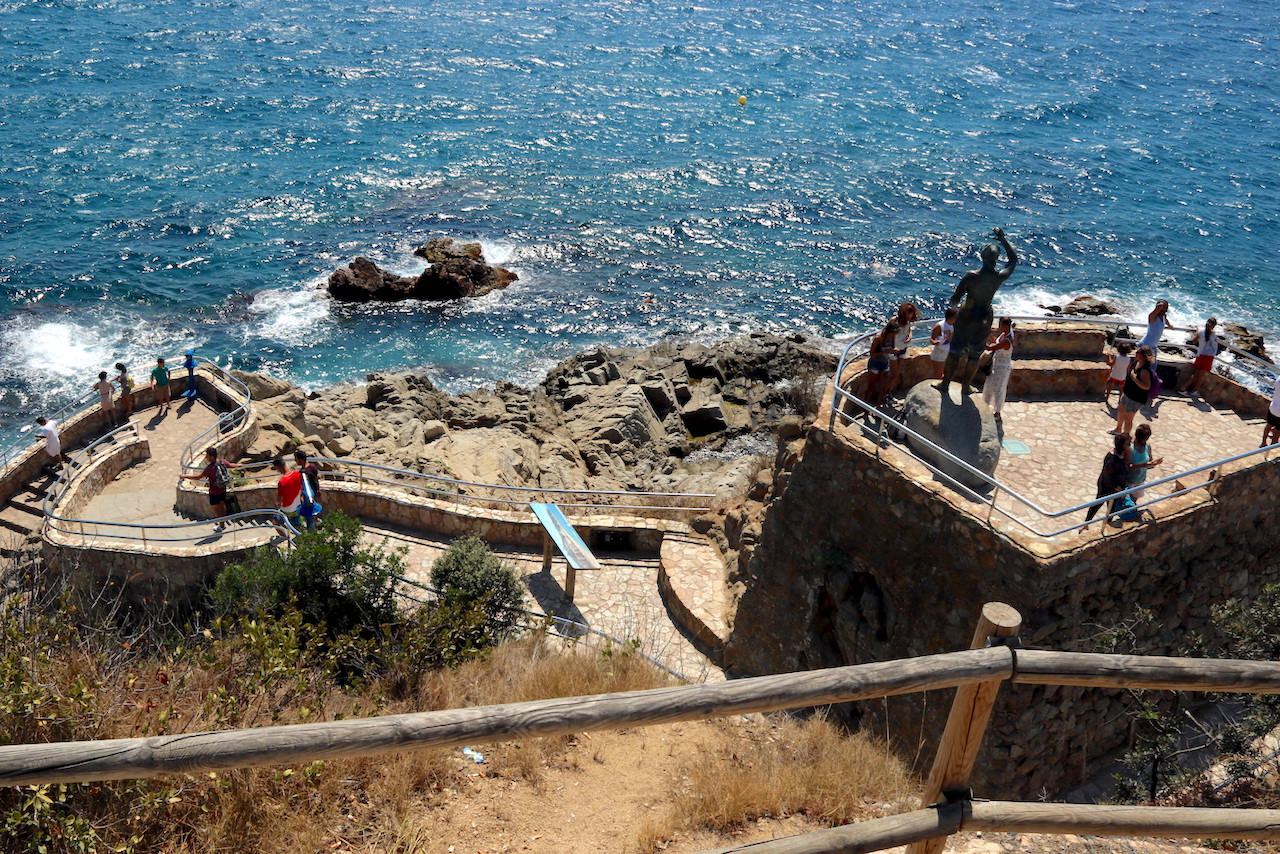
[636,713,916,852]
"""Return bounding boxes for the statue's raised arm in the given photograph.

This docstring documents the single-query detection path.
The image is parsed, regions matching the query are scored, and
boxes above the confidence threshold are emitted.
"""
[992,227,1017,281]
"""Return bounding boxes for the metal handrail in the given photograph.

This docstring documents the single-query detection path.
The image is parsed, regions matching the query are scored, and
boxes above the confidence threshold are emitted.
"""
[0,351,228,473]
[224,457,714,516]
[44,510,299,547]
[37,413,298,548]
[177,358,254,474]
[831,314,1280,540]
[0,388,99,473]
[41,420,145,517]
[325,458,713,503]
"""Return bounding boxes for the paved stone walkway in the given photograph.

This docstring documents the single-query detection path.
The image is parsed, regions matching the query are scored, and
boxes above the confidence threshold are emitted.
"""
[873,386,1268,542]
[82,397,220,527]
[660,531,731,648]
[362,521,724,683]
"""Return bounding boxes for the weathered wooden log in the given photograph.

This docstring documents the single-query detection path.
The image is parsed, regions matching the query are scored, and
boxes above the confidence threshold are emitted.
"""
[696,804,963,854]
[906,602,1022,854]
[1012,650,1280,693]
[0,648,1012,786]
[965,801,1280,840]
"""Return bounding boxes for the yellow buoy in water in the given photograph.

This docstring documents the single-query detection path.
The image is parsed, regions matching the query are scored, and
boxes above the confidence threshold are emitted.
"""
[738,95,747,106]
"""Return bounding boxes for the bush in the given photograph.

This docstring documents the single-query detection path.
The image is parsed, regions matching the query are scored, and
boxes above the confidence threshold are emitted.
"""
[210,511,401,640]
[430,536,525,632]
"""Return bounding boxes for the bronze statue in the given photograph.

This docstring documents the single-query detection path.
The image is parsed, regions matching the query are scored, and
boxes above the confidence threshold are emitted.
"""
[935,227,1018,395]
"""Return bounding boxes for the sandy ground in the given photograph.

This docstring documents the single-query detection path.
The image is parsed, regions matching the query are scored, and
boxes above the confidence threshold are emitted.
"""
[380,721,1225,854]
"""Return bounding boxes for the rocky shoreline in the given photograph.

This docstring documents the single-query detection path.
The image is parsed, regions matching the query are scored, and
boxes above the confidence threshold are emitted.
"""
[234,331,837,502]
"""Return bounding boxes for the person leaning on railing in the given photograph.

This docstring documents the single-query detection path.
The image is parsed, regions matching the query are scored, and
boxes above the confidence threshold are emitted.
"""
[865,320,900,407]
[1084,433,1132,529]
[179,447,241,531]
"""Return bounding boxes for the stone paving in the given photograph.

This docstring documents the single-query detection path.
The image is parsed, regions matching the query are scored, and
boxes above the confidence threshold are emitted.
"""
[82,397,220,527]
[362,521,725,683]
[869,384,1269,544]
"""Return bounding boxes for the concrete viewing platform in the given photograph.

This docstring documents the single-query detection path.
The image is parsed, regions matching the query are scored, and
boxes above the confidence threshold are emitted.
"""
[831,323,1276,552]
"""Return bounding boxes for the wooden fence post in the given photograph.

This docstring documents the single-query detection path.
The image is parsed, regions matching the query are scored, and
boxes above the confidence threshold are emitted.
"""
[905,601,1021,854]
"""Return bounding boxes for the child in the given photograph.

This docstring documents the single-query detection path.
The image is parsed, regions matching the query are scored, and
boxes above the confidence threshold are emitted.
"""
[1104,342,1132,407]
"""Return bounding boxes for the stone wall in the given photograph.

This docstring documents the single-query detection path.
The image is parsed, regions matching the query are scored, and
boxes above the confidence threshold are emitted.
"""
[40,427,258,610]
[43,537,258,611]
[726,407,1280,799]
[181,478,674,552]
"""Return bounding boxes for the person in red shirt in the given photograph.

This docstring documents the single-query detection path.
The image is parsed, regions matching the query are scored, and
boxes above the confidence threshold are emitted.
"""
[272,456,302,514]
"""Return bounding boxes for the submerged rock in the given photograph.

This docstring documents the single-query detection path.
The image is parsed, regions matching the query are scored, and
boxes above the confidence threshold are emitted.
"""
[1041,295,1120,317]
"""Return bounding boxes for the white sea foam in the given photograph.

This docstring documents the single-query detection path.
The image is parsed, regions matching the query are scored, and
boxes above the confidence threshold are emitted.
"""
[246,283,332,347]
[4,321,114,381]
[0,316,198,409]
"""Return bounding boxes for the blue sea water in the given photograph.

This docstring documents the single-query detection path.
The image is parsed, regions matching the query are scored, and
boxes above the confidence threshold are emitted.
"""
[2,0,1278,430]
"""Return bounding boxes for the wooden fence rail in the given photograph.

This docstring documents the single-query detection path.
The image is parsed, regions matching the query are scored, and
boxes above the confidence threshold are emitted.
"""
[0,648,1011,786]
[3,603,1280,854]
[698,802,1280,854]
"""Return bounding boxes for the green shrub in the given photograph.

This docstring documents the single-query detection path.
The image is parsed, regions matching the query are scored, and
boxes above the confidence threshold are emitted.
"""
[210,511,401,639]
[430,536,525,632]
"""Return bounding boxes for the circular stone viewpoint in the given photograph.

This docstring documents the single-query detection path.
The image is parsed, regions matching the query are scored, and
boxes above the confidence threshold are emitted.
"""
[901,382,1002,491]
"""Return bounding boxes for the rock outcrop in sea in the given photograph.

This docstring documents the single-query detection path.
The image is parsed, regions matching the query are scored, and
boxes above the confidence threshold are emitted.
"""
[234,332,837,501]
[326,237,518,302]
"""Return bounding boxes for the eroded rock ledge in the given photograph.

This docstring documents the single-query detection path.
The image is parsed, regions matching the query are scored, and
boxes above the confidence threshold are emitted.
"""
[233,332,836,503]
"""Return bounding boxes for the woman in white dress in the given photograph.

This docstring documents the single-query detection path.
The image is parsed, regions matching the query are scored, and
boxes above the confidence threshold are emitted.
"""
[982,317,1015,421]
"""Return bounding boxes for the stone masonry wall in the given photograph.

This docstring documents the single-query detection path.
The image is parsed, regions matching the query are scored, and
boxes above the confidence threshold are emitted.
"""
[725,419,1280,799]
[181,479,672,552]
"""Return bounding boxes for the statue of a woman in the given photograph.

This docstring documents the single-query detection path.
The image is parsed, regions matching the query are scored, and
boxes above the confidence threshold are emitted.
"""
[935,228,1018,396]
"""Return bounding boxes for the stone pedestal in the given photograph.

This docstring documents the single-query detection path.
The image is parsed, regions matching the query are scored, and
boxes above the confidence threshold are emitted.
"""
[901,382,1001,491]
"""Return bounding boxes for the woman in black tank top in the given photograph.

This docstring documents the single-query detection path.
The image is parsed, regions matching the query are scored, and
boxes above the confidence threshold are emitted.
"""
[1114,345,1154,437]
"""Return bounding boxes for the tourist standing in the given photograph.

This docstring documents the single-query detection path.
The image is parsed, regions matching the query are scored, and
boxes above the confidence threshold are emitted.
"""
[865,321,899,406]
[1114,345,1155,437]
[1084,434,1132,525]
[151,357,172,412]
[1184,318,1220,395]
[1262,373,1280,448]
[35,417,64,473]
[294,450,322,529]
[272,456,304,532]
[886,302,919,396]
[94,371,118,430]
[929,307,956,380]
[294,450,320,497]
[1104,342,1132,408]
[982,317,1015,421]
[1127,424,1163,503]
[1136,300,1187,363]
[180,447,235,530]
[114,362,134,419]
